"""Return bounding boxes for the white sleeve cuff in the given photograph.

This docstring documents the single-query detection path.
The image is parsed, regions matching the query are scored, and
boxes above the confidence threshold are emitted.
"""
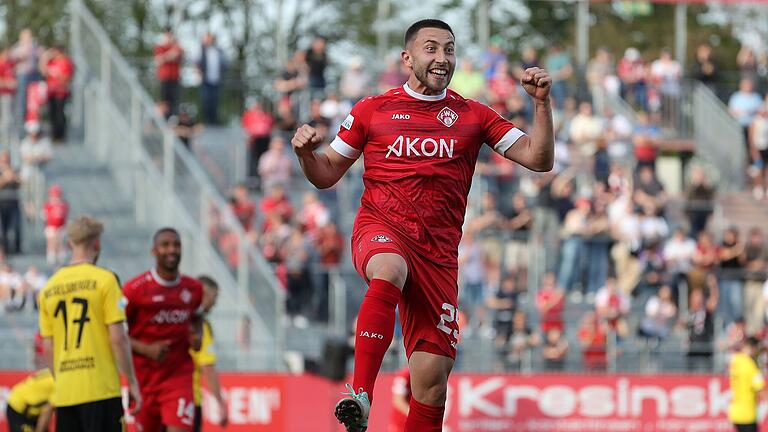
[492,127,526,156]
[330,136,362,159]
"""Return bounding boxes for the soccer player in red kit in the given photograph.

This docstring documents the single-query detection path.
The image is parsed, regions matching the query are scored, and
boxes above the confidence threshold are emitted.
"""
[123,228,203,432]
[292,19,553,431]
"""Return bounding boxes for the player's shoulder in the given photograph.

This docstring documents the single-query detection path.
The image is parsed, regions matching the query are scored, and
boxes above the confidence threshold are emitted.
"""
[448,89,494,113]
[180,274,203,288]
[123,270,152,291]
[351,90,394,112]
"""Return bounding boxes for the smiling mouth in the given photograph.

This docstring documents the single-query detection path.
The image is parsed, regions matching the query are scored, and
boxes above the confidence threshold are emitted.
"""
[429,68,448,78]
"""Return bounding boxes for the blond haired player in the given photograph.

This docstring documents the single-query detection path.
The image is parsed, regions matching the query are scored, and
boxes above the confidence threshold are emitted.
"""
[38,215,142,431]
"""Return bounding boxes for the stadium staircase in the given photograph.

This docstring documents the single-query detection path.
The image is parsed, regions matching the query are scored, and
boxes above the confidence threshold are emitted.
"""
[60,0,286,370]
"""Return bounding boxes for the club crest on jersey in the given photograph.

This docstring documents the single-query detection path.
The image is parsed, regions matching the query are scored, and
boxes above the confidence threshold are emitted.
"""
[371,234,392,243]
[180,288,192,304]
[437,107,458,127]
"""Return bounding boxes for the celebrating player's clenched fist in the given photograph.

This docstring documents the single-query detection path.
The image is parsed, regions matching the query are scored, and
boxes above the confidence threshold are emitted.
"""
[521,67,552,101]
[292,124,324,154]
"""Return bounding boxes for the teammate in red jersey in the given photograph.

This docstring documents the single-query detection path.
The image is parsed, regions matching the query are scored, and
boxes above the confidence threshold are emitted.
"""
[123,228,203,432]
[292,19,554,432]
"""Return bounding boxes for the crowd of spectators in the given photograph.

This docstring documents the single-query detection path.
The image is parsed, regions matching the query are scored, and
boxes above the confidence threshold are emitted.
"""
[0,28,77,311]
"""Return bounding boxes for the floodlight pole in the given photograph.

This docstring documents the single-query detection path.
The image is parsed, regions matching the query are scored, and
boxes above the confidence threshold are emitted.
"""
[376,0,390,60]
[675,2,688,74]
[576,0,590,69]
[477,0,490,50]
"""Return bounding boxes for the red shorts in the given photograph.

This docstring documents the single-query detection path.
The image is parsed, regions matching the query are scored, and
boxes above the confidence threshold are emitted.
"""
[352,222,459,360]
[135,378,195,432]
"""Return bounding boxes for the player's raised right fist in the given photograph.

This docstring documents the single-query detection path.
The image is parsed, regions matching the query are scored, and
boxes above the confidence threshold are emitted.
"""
[291,124,323,155]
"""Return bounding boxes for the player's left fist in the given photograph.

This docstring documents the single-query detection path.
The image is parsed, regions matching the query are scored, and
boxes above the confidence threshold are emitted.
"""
[521,67,552,102]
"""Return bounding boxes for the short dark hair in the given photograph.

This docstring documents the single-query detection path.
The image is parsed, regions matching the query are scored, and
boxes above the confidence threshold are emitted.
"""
[197,275,219,290]
[153,227,180,243]
[404,19,454,47]
[746,336,761,349]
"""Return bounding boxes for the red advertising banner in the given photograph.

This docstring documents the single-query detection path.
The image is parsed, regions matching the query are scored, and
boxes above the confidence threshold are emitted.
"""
[0,372,756,431]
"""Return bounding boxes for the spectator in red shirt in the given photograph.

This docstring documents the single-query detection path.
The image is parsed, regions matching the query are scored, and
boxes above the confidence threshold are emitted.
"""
[578,311,608,371]
[39,46,74,142]
[617,47,648,111]
[260,184,293,232]
[535,272,565,333]
[595,277,631,337]
[11,29,43,136]
[42,184,68,266]
[257,135,294,192]
[154,28,184,117]
[229,183,256,232]
[312,221,345,323]
[0,47,16,146]
[298,191,329,241]
[241,99,274,179]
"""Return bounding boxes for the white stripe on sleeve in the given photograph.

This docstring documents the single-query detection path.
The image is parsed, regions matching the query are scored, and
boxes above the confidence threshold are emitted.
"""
[330,136,362,159]
[492,127,526,156]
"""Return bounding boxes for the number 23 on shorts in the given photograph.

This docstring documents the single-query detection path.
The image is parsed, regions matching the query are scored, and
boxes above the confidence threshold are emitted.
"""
[436,303,460,348]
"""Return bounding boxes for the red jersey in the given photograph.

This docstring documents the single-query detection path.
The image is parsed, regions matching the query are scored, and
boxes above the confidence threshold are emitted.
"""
[331,83,524,267]
[123,269,202,390]
[389,367,411,431]
[43,199,68,228]
[0,59,15,95]
[536,288,564,332]
[154,43,183,81]
[45,56,74,98]
[241,109,274,138]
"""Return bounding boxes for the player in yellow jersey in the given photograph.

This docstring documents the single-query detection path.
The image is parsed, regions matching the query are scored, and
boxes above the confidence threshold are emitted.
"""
[38,215,142,432]
[729,336,765,432]
[189,276,228,432]
[6,334,54,432]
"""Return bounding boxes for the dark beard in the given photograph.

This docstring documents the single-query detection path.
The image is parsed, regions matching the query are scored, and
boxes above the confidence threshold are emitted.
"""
[414,64,449,93]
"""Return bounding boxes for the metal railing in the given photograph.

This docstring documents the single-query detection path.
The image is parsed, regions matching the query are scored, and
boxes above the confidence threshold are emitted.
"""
[693,81,746,191]
[69,0,284,370]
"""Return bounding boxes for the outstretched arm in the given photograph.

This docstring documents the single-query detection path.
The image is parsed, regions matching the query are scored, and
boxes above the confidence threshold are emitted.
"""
[504,67,554,172]
[292,124,356,189]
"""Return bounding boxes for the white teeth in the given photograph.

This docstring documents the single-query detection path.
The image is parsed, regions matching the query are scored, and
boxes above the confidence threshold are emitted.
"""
[430,69,447,76]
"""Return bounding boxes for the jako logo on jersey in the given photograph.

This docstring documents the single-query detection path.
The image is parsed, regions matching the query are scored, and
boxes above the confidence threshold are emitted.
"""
[392,113,410,120]
[386,135,456,159]
[371,234,392,243]
[150,309,191,324]
[359,331,385,339]
[437,107,459,127]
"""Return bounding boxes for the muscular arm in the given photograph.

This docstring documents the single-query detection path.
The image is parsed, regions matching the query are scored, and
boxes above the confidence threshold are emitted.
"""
[34,403,54,432]
[190,314,203,351]
[202,364,228,425]
[293,125,356,189]
[110,323,139,384]
[504,99,554,172]
[42,337,54,374]
[505,67,555,172]
[130,338,151,357]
